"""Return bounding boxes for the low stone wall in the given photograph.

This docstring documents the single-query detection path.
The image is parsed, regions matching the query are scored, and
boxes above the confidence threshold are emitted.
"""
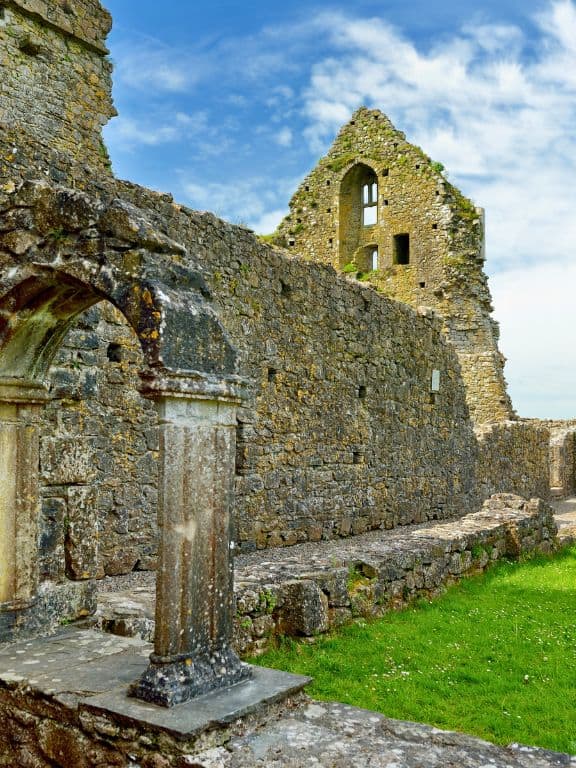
[94,494,558,657]
[475,422,550,502]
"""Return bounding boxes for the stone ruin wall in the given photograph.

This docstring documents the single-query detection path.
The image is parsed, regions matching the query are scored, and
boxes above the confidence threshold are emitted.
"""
[0,0,158,580]
[274,108,514,426]
[474,421,550,502]
[0,0,115,190]
[32,177,550,579]
[39,304,159,580]
[118,183,480,551]
[528,419,576,498]
[0,0,552,582]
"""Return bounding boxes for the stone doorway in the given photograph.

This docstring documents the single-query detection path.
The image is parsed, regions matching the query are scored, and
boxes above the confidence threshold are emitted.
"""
[0,180,250,706]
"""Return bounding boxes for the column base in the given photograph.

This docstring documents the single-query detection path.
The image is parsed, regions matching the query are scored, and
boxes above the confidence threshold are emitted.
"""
[128,647,253,707]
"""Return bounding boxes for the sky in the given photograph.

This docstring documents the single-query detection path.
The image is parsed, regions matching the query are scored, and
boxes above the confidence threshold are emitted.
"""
[102,0,576,419]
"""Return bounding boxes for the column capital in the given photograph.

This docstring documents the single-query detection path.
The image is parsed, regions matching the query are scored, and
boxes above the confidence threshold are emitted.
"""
[138,367,247,404]
[0,378,51,405]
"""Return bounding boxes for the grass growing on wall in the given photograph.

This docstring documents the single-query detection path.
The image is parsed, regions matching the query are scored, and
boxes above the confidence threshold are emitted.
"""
[253,547,576,754]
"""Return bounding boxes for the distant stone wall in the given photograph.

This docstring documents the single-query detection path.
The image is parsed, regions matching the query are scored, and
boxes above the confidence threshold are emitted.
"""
[530,419,576,498]
[275,107,513,425]
[475,422,550,502]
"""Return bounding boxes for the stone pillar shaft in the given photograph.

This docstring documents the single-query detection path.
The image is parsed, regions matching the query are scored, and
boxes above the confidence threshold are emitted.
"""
[130,377,251,707]
[154,397,236,658]
[0,382,48,611]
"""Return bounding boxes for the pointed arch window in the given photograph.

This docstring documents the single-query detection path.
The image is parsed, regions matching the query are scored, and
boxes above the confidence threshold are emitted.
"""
[362,179,378,225]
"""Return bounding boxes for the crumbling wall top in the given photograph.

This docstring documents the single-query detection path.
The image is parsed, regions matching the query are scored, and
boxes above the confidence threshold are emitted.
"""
[5,0,112,53]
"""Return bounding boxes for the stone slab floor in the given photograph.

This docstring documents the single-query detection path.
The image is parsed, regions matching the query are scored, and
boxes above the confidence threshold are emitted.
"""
[552,497,576,534]
[0,628,574,767]
[196,704,576,767]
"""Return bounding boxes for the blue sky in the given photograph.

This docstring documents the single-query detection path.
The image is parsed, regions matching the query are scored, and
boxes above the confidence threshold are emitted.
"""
[103,0,576,419]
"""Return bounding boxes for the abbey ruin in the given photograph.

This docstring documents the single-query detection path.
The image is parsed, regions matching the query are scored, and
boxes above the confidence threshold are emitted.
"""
[0,1,573,766]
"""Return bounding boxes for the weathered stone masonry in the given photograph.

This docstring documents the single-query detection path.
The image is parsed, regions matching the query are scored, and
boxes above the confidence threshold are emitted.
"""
[0,0,554,616]
[1,0,553,575]
[275,108,514,426]
[0,0,570,763]
[0,0,115,188]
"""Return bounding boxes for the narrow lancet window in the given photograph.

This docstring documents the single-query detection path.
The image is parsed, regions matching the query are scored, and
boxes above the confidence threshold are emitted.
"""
[362,180,378,226]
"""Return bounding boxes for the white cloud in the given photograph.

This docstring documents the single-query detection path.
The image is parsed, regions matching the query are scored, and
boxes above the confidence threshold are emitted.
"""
[181,176,300,233]
[275,127,293,147]
[182,178,277,228]
[114,43,196,92]
[492,264,576,418]
[251,208,286,234]
[105,116,180,147]
[104,111,208,150]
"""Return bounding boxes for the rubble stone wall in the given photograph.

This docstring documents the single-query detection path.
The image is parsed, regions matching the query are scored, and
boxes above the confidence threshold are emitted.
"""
[0,1,553,580]
[531,419,576,498]
[40,304,159,581]
[0,0,115,190]
[30,180,553,574]
[108,181,487,554]
[475,422,550,502]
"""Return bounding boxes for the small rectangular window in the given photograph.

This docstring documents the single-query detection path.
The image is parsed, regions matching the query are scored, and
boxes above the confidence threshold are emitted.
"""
[393,233,410,264]
[371,249,378,271]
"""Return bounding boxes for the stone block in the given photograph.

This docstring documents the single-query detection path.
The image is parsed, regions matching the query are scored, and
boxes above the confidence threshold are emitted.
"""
[39,496,66,581]
[41,437,97,485]
[277,580,329,636]
[65,486,103,580]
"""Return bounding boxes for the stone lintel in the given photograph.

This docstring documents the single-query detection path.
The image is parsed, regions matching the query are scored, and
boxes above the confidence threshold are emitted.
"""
[139,368,246,405]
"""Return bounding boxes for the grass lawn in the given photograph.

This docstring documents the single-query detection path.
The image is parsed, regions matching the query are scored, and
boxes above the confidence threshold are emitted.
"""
[253,546,576,754]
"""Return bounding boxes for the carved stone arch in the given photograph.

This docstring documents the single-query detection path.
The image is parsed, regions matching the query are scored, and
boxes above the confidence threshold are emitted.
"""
[0,180,251,706]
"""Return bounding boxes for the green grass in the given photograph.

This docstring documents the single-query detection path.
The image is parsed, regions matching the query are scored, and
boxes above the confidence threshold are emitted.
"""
[253,547,576,754]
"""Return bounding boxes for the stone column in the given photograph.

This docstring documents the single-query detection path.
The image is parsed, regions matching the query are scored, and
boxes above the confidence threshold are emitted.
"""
[0,380,49,613]
[130,372,251,707]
